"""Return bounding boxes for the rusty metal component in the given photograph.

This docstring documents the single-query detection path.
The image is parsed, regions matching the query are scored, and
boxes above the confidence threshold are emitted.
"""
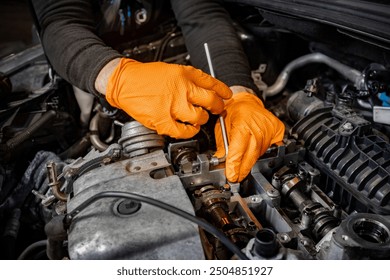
[46,161,67,202]
[61,143,122,193]
[198,185,234,231]
[168,140,198,174]
[230,193,262,230]
[193,185,256,259]
[89,108,111,152]
[198,228,215,260]
[276,168,340,241]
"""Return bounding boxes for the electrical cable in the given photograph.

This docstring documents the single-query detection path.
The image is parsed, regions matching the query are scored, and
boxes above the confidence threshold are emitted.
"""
[66,191,249,260]
[17,240,47,260]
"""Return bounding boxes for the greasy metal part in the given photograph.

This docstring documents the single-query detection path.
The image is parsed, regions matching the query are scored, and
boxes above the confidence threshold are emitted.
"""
[46,161,67,202]
[357,98,372,109]
[194,185,254,259]
[264,53,364,98]
[32,189,56,207]
[204,43,229,165]
[252,171,281,207]
[305,203,340,241]
[298,162,321,189]
[251,64,268,92]
[227,181,240,193]
[222,227,252,254]
[252,141,305,178]
[197,185,235,231]
[198,228,216,259]
[249,141,344,256]
[279,173,340,241]
[61,143,122,193]
[280,176,310,211]
[303,78,318,96]
[322,213,390,259]
[169,141,229,191]
[168,140,198,174]
[89,110,109,152]
[114,120,124,127]
[104,122,116,143]
[118,121,164,158]
[177,153,226,191]
[67,149,204,260]
[230,193,262,230]
[135,8,148,25]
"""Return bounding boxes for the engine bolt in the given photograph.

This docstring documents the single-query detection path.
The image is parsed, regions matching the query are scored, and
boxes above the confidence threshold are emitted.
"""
[342,122,353,131]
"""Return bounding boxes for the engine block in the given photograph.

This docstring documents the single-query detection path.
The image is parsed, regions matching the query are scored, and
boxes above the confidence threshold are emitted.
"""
[67,149,204,259]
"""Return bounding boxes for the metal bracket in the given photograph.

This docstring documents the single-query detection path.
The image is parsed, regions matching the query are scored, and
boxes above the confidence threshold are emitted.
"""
[61,143,122,193]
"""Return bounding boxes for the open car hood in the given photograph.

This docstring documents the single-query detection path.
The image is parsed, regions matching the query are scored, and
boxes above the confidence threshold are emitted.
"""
[226,0,390,48]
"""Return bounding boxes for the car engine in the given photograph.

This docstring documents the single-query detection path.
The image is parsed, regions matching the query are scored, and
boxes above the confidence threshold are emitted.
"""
[0,0,389,260]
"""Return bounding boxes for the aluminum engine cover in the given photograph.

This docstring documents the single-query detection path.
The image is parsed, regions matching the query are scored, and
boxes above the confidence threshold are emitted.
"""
[67,150,204,259]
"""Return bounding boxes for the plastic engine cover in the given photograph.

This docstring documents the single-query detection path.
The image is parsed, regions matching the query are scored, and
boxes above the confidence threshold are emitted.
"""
[291,107,390,214]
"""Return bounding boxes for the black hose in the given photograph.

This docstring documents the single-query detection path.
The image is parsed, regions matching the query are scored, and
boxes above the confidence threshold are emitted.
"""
[4,110,72,153]
[17,240,47,260]
[67,191,249,260]
[5,110,56,151]
[1,208,21,259]
[59,134,91,160]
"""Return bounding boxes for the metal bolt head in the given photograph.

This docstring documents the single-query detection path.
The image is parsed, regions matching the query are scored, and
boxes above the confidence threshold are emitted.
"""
[223,184,231,192]
[194,190,202,198]
[342,122,353,131]
[267,188,280,198]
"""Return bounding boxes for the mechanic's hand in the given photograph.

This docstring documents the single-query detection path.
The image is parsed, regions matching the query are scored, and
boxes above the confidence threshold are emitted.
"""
[214,92,285,182]
[105,58,232,138]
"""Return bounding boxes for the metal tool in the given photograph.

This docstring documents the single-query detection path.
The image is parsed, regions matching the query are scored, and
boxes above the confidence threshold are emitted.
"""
[204,43,229,166]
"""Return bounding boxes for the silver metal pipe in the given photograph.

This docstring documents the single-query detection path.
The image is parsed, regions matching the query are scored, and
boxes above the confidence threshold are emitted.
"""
[264,53,364,98]
[89,111,109,152]
[46,161,67,202]
[357,98,372,109]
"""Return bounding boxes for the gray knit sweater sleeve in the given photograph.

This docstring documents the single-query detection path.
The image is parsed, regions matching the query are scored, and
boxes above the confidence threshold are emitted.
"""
[31,0,256,95]
[171,0,257,92]
[31,0,122,95]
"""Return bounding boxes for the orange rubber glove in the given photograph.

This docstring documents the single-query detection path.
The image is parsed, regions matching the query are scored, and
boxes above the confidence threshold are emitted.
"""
[105,58,232,138]
[214,92,285,182]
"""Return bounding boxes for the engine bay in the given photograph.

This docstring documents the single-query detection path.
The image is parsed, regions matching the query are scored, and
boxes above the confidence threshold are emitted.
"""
[0,0,390,260]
